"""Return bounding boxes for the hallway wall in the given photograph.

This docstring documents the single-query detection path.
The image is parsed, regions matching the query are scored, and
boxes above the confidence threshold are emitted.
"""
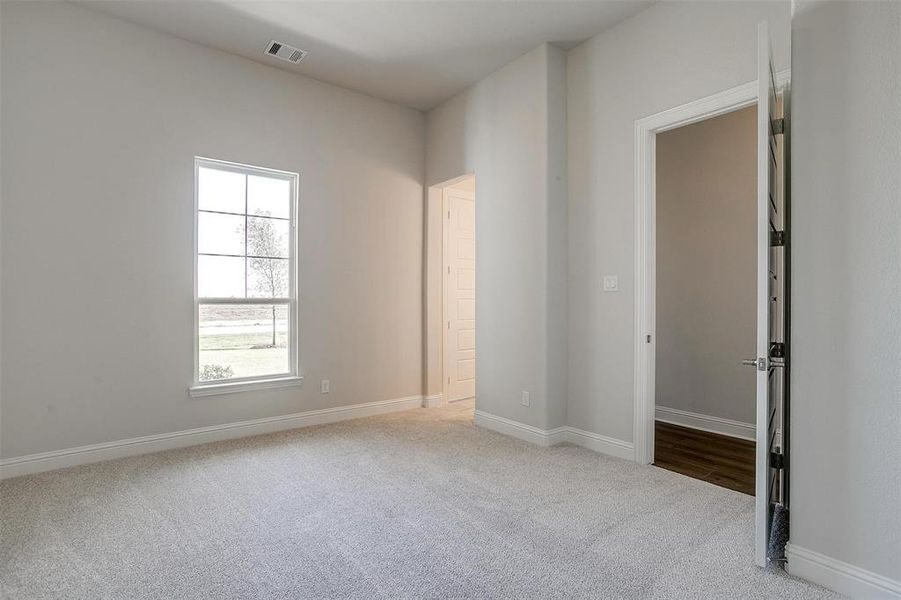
[425,44,567,430]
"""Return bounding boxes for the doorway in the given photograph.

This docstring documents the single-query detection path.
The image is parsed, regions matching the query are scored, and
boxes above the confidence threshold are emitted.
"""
[442,176,476,403]
[652,106,758,495]
[633,39,789,566]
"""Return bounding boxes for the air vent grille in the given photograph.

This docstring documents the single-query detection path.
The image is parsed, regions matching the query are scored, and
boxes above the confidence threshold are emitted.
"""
[265,40,307,64]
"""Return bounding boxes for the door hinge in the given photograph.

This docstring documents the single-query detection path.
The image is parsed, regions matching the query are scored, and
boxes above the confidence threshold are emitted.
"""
[646,334,652,343]
[770,451,785,470]
[772,118,785,135]
[770,230,787,247]
[769,342,785,359]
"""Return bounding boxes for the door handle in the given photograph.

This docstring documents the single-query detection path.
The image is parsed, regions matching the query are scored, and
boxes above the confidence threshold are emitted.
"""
[742,357,770,371]
[742,357,783,371]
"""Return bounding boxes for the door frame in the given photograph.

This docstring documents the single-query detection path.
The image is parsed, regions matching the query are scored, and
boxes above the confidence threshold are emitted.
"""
[632,70,790,466]
[442,184,476,404]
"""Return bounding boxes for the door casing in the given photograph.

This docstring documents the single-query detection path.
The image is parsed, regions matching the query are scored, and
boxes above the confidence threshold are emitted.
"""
[632,65,790,569]
[632,69,790,466]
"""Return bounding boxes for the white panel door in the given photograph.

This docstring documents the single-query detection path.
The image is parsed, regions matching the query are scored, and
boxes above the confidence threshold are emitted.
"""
[755,20,782,568]
[444,188,475,402]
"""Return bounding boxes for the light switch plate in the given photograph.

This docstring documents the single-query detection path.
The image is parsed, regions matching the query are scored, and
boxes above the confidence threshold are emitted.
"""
[320,379,330,394]
[603,275,619,292]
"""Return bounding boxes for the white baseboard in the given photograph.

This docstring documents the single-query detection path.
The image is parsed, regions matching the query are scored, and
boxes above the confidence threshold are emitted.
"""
[787,544,901,599]
[655,406,755,441]
[0,395,424,480]
[422,393,444,408]
[563,426,635,461]
[474,410,634,461]
[474,410,555,446]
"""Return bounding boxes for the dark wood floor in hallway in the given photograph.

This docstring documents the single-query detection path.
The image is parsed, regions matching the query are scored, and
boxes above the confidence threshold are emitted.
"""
[653,421,755,495]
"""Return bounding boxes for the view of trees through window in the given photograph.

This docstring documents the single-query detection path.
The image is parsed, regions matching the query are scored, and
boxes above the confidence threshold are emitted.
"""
[196,162,295,382]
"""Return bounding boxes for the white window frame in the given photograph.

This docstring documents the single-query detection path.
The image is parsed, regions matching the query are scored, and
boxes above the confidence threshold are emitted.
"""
[190,156,301,397]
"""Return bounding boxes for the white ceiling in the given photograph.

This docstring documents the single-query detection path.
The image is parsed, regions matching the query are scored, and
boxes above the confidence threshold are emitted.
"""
[79,1,652,111]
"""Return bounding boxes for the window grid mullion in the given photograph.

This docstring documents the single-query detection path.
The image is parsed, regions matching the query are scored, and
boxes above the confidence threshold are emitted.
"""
[199,297,291,305]
[244,174,249,299]
[198,252,288,260]
[199,208,289,221]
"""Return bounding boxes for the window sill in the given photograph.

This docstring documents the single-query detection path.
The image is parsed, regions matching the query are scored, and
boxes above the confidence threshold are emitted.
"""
[189,376,304,398]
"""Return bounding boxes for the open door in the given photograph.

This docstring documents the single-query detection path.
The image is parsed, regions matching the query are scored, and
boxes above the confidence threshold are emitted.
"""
[443,186,476,402]
[755,21,789,568]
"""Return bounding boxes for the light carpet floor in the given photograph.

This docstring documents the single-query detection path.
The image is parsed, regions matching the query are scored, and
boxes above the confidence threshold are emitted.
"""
[1,400,840,599]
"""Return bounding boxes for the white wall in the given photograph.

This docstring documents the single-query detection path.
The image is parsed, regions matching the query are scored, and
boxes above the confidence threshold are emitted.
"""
[425,44,567,430]
[655,107,757,425]
[0,1,425,459]
[566,1,790,442]
[546,47,568,430]
[789,0,901,592]
[0,0,4,453]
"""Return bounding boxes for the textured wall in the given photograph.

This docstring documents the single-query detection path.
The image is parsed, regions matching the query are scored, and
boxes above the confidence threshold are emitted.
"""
[789,0,901,587]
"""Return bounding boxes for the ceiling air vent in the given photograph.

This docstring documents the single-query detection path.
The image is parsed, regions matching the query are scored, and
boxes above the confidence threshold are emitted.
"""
[264,40,307,64]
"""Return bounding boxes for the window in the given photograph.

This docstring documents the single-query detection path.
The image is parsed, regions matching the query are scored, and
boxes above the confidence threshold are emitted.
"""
[191,157,299,395]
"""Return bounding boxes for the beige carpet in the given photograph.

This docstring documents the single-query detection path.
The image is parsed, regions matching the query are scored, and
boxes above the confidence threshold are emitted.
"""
[1,400,840,599]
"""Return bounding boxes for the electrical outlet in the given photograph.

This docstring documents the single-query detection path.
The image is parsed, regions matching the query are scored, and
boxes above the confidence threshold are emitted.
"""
[521,391,530,407]
[603,275,619,292]
[320,379,330,394]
